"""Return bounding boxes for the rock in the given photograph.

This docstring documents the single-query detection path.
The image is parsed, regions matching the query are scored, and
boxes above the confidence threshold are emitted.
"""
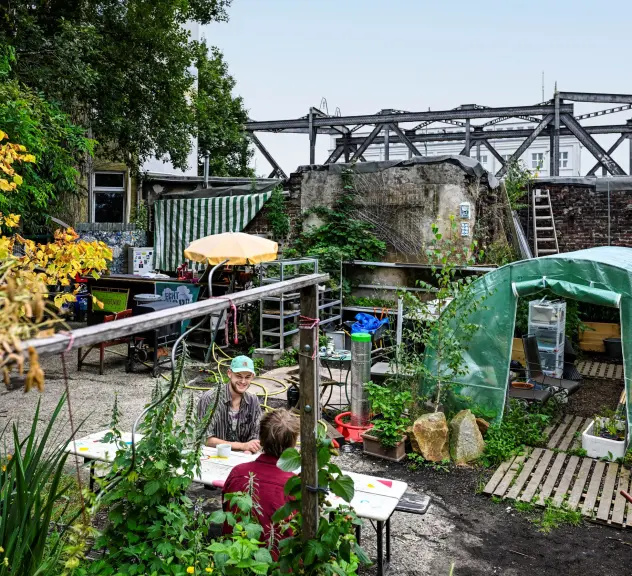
[406,426,420,453]
[450,410,485,463]
[412,412,450,462]
[476,418,490,437]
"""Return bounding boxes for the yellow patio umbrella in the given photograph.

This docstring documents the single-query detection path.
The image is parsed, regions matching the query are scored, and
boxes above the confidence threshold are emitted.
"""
[183,232,278,265]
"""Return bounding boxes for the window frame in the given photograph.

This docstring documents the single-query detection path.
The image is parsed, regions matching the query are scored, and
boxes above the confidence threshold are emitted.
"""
[91,170,127,223]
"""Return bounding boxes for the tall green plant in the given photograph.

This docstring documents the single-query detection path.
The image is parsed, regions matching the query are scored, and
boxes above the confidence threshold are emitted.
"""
[0,395,82,576]
[265,186,290,241]
[504,160,534,210]
[397,217,489,416]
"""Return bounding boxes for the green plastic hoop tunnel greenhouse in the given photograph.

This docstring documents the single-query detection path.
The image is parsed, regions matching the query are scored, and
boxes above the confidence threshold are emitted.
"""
[422,246,631,439]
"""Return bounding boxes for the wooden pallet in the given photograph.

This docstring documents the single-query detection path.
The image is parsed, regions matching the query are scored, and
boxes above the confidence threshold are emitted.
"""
[576,360,623,380]
[484,449,632,528]
[545,415,591,451]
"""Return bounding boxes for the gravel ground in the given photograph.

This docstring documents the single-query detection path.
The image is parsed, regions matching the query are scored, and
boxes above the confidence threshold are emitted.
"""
[2,350,629,575]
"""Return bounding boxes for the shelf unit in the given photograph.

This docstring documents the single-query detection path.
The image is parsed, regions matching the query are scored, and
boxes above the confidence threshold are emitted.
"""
[528,299,566,378]
[259,258,342,350]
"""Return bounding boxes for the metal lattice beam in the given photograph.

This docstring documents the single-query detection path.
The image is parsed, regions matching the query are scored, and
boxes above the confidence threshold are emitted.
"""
[586,134,627,176]
[389,123,422,156]
[559,92,632,104]
[560,113,626,175]
[350,124,383,162]
[495,115,554,178]
[480,139,507,167]
[246,104,573,132]
[575,104,632,121]
[250,133,288,179]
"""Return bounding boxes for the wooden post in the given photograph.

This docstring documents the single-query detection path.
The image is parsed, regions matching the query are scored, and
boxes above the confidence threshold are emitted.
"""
[299,283,320,540]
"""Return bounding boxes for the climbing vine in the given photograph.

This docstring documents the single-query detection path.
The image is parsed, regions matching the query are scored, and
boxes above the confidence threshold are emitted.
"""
[265,186,290,240]
[285,166,386,289]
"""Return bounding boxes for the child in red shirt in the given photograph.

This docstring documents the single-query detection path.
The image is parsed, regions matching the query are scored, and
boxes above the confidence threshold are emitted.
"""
[222,409,299,556]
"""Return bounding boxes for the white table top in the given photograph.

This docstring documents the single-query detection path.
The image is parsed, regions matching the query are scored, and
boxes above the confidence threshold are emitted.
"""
[67,430,407,522]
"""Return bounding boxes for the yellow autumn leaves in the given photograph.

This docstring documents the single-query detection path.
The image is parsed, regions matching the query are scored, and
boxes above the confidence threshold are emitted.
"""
[0,130,35,193]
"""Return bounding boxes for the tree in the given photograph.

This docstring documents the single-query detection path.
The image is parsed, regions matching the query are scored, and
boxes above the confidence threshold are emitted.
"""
[0,50,95,233]
[0,0,232,172]
[195,40,253,177]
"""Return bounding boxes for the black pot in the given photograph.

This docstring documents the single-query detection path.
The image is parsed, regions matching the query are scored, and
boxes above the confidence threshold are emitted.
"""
[604,337,623,360]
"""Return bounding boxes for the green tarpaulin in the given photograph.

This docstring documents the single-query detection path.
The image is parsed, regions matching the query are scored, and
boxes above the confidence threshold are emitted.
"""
[422,246,632,441]
[153,192,272,271]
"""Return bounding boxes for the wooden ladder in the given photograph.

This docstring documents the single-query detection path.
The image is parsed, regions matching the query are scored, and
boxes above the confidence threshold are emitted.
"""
[532,189,559,257]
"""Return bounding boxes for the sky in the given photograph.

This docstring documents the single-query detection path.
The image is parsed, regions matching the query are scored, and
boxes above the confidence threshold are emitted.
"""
[204,0,632,176]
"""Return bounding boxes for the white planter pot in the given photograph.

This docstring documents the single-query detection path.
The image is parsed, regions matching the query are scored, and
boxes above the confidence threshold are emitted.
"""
[581,419,626,461]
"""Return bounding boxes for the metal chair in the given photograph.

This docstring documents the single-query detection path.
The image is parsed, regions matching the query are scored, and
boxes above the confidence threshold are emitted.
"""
[77,309,133,375]
[522,334,582,396]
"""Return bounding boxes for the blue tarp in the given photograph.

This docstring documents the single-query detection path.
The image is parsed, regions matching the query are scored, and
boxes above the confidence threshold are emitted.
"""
[350,313,389,334]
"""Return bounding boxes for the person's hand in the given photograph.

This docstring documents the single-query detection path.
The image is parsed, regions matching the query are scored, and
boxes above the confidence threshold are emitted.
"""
[242,439,261,453]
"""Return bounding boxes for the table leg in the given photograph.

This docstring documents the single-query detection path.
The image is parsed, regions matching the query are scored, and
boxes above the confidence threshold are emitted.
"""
[386,517,391,563]
[377,520,384,576]
[355,523,361,545]
[87,459,95,492]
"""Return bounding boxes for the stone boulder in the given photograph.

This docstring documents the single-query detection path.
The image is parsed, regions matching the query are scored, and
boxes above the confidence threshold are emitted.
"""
[476,418,490,437]
[450,410,485,463]
[412,412,450,462]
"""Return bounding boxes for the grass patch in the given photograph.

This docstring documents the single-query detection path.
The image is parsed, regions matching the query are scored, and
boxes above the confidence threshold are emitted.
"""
[511,497,582,533]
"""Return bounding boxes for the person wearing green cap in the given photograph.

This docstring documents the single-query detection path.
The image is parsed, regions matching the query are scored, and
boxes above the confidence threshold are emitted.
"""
[197,355,262,453]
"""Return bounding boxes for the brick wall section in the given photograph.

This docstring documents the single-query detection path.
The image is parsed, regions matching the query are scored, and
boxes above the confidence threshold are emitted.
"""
[518,184,632,253]
[242,183,302,243]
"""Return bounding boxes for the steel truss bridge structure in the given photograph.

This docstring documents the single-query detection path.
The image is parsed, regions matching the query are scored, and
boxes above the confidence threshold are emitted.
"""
[245,92,632,180]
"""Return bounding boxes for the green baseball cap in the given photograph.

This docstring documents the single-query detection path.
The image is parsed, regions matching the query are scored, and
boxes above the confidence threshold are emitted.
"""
[230,355,255,375]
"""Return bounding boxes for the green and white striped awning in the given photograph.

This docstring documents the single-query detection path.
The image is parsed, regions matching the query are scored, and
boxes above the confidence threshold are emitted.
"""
[153,192,272,271]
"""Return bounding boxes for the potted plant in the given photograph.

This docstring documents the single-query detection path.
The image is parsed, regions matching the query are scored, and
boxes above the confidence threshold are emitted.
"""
[362,382,411,462]
[582,410,627,461]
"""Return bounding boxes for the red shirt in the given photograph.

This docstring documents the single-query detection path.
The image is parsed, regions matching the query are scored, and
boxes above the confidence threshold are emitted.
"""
[222,454,295,555]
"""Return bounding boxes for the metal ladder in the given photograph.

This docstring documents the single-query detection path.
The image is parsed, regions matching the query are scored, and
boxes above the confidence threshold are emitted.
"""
[532,189,559,257]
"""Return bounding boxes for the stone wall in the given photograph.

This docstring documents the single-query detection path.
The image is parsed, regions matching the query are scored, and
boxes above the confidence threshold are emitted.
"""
[519,181,632,253]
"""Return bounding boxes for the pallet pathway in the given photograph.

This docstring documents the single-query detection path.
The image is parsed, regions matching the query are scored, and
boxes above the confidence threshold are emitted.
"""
[483,414,632,528]
[576,360,623,380]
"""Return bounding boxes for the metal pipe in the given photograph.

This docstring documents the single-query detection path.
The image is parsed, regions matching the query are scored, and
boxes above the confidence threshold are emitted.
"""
[203,153,209,187]
[350,333,371,426]
[383,124,390,161]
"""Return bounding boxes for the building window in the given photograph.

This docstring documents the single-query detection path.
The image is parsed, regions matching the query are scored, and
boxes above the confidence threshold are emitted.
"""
[559,151,569,168]
[93,172,126,223]
[531,152,544,170]
[503,154,513,162]
[471,154,488,166]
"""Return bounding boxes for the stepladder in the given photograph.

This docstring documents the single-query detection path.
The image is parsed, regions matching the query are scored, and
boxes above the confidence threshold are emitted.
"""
[532,189,559,257]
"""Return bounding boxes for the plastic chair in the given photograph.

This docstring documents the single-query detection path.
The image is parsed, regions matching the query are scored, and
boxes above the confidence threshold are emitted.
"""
[522,335,582,396]
[77,309,133,375]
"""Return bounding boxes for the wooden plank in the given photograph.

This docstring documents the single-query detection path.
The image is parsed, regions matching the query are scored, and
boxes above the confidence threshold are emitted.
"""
[506,448,543,500]
[576,360,586,375]
[558,416,586,452]
[606,364,615,379]
[616,365,624,380]
[483,456,517,495]
[611,467,630,526]
[597,363,607,379]
[552,455,580,507]
[596,462,619,522]
[536,452,567,505]
[521,449,554,503]
[568,458,594,510]
[569,418,591,451]
[581,460,606,517]
[299,283,320,540]
[547,415,573,449]
[589,362,599,378]
[579,322,620,353]
[493,452,529,498]
[22,273,329,357]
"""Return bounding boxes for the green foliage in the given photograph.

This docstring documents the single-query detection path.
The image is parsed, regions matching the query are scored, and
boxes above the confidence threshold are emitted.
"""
[253,357,265,375]
[366,381,411,448]
[397,217,488,416]
[344,296,394,308]
[481,400,554,467]
[195,40,253,177]
[532,500,582,533]
[276,347,298,368]
[88,357,217,574]
[273,424,369,575]
[0,395,81,576]
[286,166,386,288]
[264,186,290,240]
[504,160,535,210]
[407,453,450,473]
[0,60,95,233]
[1,1,233,172]
[130,201,149,232]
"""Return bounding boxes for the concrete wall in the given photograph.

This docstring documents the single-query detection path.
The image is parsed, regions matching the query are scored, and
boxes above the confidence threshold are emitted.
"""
[293,161,495,262]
